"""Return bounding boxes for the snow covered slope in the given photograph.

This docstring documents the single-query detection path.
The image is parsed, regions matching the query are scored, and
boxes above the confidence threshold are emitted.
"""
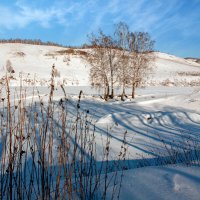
[150,52,200,86]
[0,43,200,87]
[0,43,90,86]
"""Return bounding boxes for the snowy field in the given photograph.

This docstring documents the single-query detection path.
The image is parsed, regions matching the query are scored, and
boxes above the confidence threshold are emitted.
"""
[0,43,200,199]
[1,85,200,199]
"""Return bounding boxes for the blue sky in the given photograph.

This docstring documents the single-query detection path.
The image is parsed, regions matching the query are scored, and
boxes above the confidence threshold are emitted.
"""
[0,0,200,58]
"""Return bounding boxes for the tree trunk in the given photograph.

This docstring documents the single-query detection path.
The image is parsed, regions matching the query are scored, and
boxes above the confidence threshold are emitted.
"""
[132,83,135,99]
[104,84,109,100]
[110,74,114,99]
[121,85,125,101]
[111,87,114,99]
[109,53,114,99]
[104,86,107,100]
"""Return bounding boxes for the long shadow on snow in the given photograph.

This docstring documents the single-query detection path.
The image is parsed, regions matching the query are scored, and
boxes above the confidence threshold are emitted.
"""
[1,98,200,195]
[75,99,200,161]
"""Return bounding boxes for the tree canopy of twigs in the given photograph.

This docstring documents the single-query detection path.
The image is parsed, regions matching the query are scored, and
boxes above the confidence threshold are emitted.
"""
[86,22,155,100]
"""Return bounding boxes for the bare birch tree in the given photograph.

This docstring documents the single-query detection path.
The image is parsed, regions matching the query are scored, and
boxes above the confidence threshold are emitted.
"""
[128,32,155,98]
[115,22,130,100]
[86,31,119,100]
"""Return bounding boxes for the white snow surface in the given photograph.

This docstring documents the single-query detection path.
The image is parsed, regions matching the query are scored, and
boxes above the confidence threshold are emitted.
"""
[110,165,200,200]
[1,43,200,199]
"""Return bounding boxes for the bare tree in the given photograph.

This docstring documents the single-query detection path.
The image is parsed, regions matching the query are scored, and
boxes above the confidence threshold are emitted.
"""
[86,33,110,100]
[115,22,130,100]
[128,32,155,98]
[86,31,119,100]
[114,23,155,99]
[101,32,119,99]
[117,54,130,100]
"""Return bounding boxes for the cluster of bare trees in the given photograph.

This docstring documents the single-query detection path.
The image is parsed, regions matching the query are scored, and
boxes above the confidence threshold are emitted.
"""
[86,22,155,100]
[0,39,64,46]
[0,39,80,48]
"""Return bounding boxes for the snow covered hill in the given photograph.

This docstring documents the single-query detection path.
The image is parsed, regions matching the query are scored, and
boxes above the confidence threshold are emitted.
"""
[0,43,89,86]
[0,43,200,199]
[0,43,200,87]
[151,52,200,86]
